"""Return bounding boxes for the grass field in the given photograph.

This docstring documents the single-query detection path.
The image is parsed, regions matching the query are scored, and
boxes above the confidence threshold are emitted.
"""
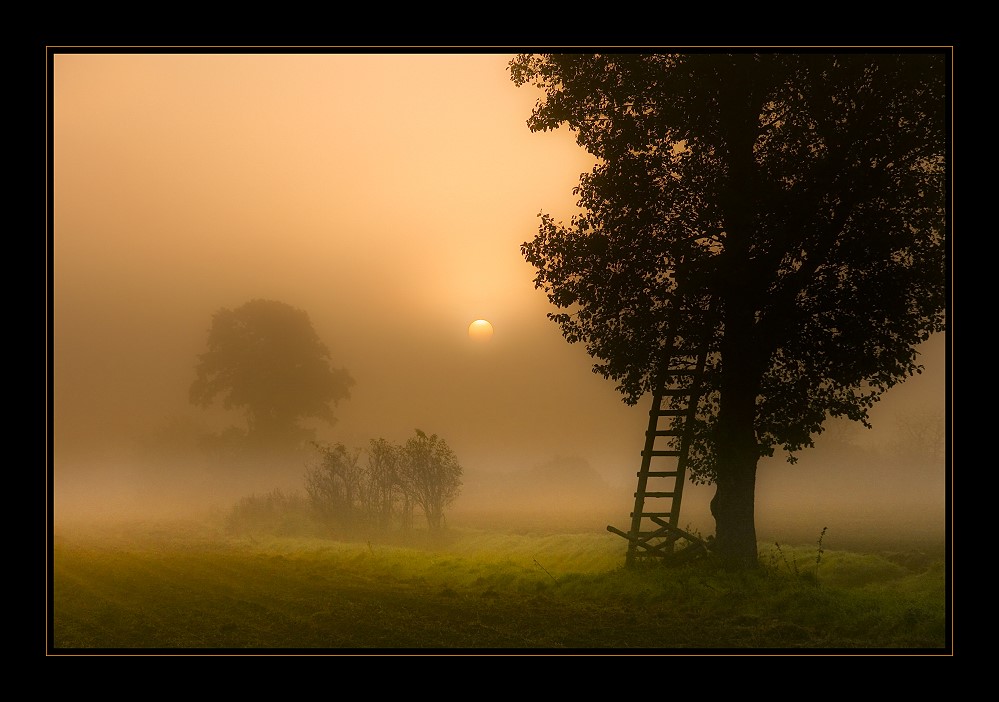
[49,516,949,654]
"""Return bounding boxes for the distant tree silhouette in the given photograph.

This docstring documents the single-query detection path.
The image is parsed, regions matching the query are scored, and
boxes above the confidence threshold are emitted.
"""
[190,299,354,454]
[511,52,947,568]
[887,408,946,467]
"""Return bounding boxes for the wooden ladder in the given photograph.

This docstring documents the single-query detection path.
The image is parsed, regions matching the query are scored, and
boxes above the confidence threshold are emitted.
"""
[607,302,713,566]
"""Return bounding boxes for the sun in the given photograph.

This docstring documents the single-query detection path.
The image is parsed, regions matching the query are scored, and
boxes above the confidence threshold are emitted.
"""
[468,319,494,341]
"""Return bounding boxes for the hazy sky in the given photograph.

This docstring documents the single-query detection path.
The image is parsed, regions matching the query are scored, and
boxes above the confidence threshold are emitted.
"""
[51,51,947,524]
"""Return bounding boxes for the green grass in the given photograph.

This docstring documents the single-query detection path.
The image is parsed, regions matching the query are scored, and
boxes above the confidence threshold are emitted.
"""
[50,519,948,652]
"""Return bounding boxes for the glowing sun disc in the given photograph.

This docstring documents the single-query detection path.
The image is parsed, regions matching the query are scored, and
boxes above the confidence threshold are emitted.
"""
[468,319,494,340]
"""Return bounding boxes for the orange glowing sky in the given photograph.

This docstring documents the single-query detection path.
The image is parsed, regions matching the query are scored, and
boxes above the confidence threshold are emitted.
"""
[50,50,948,525]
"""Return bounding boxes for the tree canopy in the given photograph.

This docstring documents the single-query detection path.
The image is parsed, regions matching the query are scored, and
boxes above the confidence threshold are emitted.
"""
[190,299,355,451]
[511,52,947,566]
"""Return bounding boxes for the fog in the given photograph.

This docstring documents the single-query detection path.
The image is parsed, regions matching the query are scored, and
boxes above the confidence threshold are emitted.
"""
[51,52,948,550]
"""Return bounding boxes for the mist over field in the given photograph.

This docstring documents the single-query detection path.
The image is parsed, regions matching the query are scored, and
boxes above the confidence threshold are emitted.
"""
[53,334,946,554]
[51,52,948,556]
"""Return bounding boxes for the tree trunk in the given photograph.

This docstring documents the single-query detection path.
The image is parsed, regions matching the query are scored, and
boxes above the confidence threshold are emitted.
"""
[425,505,442,532]
[711,376,762,569]
[710,446,760,570]
[711,284,765,570]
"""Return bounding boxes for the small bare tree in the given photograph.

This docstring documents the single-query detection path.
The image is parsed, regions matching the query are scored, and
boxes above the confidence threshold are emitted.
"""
[366,438,411,531]
[397,429,463,532]
[305,442,365,531]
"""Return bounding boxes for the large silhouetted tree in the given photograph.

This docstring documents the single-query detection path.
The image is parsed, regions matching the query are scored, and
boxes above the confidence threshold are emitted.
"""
[190,299,355,454]
[511,52,947,568]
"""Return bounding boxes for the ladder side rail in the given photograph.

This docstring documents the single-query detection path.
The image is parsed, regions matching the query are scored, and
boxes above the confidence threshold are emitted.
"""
[667,295,717,535]
[625,385,667,566]
[614,256,713,566]
[625,286,690,565]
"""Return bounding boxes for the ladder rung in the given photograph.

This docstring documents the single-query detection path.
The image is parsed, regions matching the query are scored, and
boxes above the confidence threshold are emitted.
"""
[651,429,681,436]
[632,512,672,518]
[637,492,676,498]
[658,389,693,397]
[635,531,677,536]
[641,471,679,477]
[651,409,685,416]
[643,450,681,457]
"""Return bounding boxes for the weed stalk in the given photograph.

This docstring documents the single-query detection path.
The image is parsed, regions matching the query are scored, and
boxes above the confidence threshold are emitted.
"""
[534,558,559,584]
[814,526,827,578]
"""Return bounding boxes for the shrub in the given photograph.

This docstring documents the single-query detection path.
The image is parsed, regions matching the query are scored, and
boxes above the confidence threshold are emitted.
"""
[224,489,318,536]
